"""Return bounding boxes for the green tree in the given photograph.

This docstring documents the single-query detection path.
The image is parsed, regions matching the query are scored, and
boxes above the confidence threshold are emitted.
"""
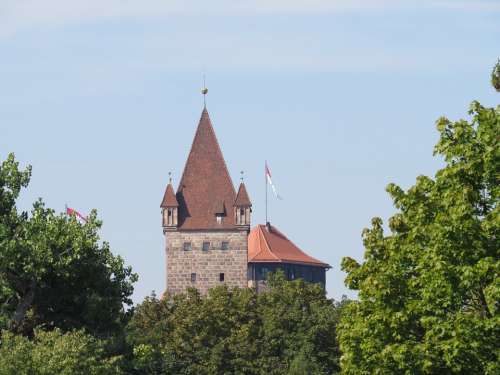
[0,328,123,375]
[257,272,341,375]
[127,273,343,375]
[0,153,137,337]
[127,287,260,375]
[491,59,500,92]
[339,100,499,374]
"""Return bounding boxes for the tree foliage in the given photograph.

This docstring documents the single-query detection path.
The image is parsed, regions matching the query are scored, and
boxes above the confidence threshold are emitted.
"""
[0,153,137,336]
[126,272,344,375]
[491,59,500,92]
[339,101,499,374]
[0,328,123,375]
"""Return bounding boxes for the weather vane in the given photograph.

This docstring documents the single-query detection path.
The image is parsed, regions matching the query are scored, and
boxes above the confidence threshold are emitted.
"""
[168,171,172,184]
[240,170,244,182]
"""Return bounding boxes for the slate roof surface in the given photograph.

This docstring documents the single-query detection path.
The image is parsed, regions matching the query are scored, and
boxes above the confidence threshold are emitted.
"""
[248,224,330,267]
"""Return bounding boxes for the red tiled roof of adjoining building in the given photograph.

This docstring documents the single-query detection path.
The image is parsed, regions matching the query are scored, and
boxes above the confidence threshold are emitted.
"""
[176,108,237,230]
[234,183,252,207]
[248,224,330,268]
[160,183,179,207]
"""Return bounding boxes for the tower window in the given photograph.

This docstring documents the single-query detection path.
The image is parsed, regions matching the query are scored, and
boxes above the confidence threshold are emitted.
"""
[191,273,196,282]
[240,208,245,216]
[221,241,229,251]
[216,214,223,224]
[219,273,225,282]
[183,242,192,251]
[202,242,210,251]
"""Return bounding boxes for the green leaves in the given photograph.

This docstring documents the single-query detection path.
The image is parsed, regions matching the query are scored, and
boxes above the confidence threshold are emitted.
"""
[0,153,31,216]
[0,153,137,337]
[0,329,123,375]
[491,59,500,92]
[339,100,499,373]
[126,275,344,375]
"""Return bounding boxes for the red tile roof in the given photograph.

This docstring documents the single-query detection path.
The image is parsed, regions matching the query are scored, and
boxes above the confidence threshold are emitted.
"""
[248,224,330,267]
[160,183,179,207]
[234,183,252,207]
[176,108,237,230]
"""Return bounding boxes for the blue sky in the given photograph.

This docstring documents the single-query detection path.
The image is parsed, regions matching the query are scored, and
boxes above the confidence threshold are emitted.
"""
[1,0,499,302]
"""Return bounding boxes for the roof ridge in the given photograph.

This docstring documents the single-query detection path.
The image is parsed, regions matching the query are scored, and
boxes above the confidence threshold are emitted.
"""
[259,225,280,261]
[251,226,280,261]
[207,112,236,196]
[177,108,206,192]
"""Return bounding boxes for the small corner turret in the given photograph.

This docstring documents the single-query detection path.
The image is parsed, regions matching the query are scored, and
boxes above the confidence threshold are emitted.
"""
[160,180,179,232]
[234,182,252,230]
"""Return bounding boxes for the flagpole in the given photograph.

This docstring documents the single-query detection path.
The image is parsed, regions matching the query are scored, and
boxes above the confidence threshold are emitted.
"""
[265,161,268,224]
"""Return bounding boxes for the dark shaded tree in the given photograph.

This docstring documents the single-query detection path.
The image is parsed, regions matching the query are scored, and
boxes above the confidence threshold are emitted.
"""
[127,272,343,375]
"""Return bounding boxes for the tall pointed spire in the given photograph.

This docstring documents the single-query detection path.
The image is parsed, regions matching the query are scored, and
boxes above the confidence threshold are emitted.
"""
[176,108,236,229]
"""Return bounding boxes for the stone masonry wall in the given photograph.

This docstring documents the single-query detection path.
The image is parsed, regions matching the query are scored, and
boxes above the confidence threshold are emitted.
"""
[165,230,248,295]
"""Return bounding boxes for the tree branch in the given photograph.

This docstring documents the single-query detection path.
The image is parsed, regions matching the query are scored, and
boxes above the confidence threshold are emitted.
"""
[8,279,36,331]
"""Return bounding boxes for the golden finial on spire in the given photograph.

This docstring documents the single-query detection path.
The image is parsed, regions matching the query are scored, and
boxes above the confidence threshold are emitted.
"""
[202,74,208,107]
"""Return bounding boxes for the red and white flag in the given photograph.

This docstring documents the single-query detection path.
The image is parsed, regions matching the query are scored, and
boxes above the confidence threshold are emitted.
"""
[265,162,282,200]
[66,206,88,223]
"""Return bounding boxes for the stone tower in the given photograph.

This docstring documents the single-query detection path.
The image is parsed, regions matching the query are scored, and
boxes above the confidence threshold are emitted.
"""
[161,108,250,295]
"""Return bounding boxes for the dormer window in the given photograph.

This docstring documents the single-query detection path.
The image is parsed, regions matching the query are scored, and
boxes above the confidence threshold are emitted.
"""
[216,214,223,224]
[214,200,225,224]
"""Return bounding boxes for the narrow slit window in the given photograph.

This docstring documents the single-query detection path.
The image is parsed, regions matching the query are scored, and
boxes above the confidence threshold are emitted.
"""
[191,273,196,283]
[219,273,225,282]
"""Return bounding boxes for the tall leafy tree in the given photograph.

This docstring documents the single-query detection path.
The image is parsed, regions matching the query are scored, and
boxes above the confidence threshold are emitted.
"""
[339,99,499,374]
[0,153,137,336]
